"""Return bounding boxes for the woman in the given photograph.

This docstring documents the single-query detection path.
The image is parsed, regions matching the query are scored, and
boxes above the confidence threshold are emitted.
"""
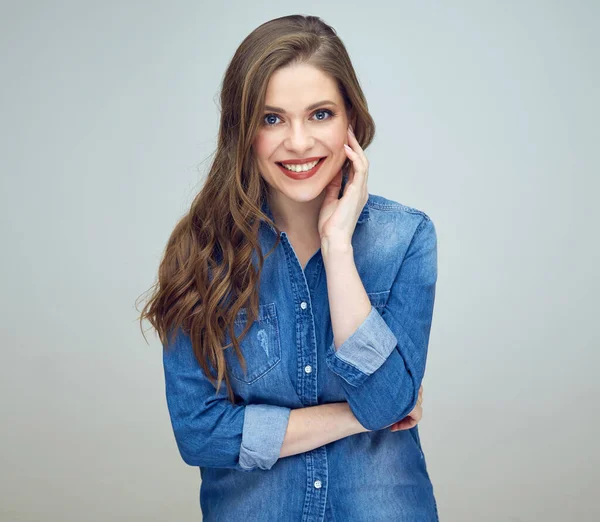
[139,14,439,521]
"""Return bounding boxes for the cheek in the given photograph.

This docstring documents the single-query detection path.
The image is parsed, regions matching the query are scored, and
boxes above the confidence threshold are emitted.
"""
[325,122,348,151]
[253,132,277,162]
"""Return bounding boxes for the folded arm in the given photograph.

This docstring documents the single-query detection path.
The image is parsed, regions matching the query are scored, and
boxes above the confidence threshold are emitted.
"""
[163,328,368,472]
[323,216,438,431]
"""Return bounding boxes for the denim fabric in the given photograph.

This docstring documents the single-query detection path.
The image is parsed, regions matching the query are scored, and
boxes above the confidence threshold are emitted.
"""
[162,192,439,521]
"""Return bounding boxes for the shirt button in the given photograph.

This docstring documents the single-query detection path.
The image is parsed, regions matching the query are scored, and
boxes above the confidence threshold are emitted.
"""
[304,365,312,374]
[300,301,307,310]
[314,480,322,489]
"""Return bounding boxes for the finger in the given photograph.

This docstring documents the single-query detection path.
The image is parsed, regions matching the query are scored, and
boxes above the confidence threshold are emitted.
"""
[343,144,365,192]
[411,407,422,422]
[343,148,367,200]
[345,129,367,179]
[343,140,362,172]
[391,418,416,431]
[346,127,369,185]
[347,126,368,165]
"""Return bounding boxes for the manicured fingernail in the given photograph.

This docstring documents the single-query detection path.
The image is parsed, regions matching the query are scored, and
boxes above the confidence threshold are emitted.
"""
[343,143,352,151]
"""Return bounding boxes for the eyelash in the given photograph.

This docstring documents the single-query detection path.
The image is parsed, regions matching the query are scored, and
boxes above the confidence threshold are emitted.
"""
[262,109,335,127]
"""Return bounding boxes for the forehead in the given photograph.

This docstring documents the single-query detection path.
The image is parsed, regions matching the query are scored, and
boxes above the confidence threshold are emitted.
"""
[264,63,342,110]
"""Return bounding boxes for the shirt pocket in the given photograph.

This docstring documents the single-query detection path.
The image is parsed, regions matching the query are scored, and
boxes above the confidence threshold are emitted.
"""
[222,302,282,384]
[367,290,391,313]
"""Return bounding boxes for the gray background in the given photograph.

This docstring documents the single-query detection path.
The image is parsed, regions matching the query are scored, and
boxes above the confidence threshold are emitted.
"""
[1,1,598,521]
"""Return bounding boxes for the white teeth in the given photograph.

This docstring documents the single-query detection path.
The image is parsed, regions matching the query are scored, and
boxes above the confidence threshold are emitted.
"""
[280,159,321,172]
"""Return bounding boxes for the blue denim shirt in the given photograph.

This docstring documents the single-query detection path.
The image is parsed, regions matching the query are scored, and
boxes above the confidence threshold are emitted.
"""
[162,192,439,521]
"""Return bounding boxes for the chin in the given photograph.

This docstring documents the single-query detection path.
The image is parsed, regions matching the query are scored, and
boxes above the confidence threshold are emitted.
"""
[280,183,326,203]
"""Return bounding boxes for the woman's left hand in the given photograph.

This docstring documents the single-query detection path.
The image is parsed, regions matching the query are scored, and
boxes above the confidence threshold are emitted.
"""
[318,125,369,246]
[389,385,424,432]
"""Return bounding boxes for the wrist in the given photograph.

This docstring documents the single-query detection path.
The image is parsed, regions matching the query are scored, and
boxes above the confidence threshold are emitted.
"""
[321,237,352,259]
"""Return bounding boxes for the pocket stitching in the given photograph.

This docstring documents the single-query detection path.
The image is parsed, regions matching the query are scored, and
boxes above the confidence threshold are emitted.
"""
[225,302,282,384]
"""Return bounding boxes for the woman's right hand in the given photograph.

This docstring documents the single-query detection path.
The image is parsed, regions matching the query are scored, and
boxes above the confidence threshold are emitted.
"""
[389,385,423,432]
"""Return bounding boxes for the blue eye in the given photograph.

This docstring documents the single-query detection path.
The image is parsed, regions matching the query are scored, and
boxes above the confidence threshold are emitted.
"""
[262,109,335,127]
[264,114,281,126]
[314,109,334,121]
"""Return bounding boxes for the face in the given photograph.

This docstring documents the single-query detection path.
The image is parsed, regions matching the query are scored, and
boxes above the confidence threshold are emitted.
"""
[251,62,351,205]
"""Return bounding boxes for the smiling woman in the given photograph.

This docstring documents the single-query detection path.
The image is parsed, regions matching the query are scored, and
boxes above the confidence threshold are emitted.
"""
[253,63,351,196]
[137,13,439,522]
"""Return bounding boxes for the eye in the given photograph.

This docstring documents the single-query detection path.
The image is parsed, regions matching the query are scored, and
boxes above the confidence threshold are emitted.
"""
[262,109,335,127]
[263,113,281,126]
[313,109,334,121]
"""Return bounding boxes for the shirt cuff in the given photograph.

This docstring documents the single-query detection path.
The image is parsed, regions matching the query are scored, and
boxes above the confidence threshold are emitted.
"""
[238,404,291,471]
[326,305,398,387]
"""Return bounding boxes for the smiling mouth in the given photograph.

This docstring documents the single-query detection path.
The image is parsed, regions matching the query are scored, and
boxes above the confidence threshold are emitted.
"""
[275,157,327,180]
[276,157,326,170]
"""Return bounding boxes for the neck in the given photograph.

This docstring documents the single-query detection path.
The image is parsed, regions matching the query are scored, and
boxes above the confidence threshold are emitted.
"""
[268,189,326,240]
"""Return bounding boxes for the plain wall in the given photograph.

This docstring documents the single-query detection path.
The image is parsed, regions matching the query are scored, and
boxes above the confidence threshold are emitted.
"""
[1,1,598,521]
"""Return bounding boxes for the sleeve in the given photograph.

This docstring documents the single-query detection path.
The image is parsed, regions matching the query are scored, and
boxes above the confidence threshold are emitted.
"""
[325,216,437,431]
[162,327,291,471]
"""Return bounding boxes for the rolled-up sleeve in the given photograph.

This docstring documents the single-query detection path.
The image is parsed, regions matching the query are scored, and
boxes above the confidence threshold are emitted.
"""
[325,306,398,385]
[162,328,291,471]
[325,216,438,431]
[239,404,291,471]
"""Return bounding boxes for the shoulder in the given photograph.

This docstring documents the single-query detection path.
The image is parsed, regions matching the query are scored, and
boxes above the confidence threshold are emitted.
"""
[355,193,437,289]
[365,192,435,235]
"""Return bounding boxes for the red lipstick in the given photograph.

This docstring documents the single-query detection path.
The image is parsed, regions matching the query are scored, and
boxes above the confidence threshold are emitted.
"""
[276,157,326,180]
[279,156,324,165]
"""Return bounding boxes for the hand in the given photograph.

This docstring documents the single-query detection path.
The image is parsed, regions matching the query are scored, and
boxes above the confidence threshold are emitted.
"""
[389,385,424,432]
[317,125,369,245]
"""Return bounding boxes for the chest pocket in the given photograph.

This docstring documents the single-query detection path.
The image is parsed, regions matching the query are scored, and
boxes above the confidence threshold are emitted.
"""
[222,302,282,384]
[367,290,390,312]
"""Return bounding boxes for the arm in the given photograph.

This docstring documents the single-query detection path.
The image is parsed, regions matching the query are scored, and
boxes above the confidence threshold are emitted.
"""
[322,216,438,431]
[162,328,368,472]
[281,401,369,458]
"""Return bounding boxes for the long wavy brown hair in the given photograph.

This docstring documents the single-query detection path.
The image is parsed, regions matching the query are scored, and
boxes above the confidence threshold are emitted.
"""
[136,14,376,404]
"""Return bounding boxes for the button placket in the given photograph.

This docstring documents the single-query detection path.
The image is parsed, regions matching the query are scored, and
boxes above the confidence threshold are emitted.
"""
[300,301,313,378]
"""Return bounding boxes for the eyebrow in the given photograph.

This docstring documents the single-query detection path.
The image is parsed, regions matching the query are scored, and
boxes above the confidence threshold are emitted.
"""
[263,100,338,113]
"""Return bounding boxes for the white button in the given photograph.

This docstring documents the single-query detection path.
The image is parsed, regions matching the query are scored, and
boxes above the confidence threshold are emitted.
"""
[314,480,322,489]
[300,301,307,310]
[304,365,312,374]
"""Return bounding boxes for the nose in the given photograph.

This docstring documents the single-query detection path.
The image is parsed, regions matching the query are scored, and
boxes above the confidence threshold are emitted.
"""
[284,121,315,154]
